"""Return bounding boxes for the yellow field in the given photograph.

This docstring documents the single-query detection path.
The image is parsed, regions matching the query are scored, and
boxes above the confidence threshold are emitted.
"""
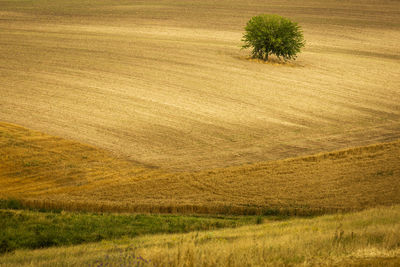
[1,0,399,171]
[1,1,400,265]
[1,122,399,215]
[1,206,399,266]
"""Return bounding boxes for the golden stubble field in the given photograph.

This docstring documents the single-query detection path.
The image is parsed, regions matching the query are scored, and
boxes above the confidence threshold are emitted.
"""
[1,122,399,215]
[1,0,400,171]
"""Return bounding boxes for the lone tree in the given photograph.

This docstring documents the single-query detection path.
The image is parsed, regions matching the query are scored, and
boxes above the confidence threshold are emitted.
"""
[242,14,305,61]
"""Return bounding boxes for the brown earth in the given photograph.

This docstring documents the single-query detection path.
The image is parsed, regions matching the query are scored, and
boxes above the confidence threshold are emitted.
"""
[1,0,399,171]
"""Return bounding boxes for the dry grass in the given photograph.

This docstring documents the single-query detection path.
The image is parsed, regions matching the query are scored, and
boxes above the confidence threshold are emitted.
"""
[1,0,399,171]
[1,122,399,215]
[1,206,399,266]
[0,122,163,198]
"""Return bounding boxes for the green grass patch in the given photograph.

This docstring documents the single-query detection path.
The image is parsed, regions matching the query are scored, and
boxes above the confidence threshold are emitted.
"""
[0,199,25,210]
[0,207,257,254]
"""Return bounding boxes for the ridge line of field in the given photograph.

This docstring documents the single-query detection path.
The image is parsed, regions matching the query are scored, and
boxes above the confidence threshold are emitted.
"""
[1,122,399,215]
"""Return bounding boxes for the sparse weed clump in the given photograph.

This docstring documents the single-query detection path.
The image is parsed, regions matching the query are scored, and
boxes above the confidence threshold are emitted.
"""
[0,199,24,210]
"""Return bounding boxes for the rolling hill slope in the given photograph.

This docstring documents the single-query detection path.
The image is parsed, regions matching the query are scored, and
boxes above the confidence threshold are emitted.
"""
[1,0,399,171]
[1,122,399,215]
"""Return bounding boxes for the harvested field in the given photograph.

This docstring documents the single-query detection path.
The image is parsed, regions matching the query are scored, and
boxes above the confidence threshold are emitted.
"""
[1,122,399,215]
[1,0,399,171]
[1,1,400,264]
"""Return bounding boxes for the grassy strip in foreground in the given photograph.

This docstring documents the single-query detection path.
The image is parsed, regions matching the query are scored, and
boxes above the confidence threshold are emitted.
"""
[0,206,257,254]
[1,206,400,266]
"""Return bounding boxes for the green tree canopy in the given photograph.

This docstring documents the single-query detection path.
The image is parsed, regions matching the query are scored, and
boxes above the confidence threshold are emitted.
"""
[242,14,305,61]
